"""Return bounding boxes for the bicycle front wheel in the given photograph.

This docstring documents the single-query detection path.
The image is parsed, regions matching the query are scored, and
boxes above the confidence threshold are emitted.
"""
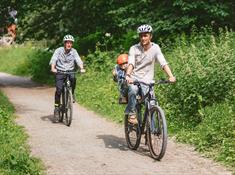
[58,91,64,122]
[146,105,167,160]
[65,90,73,126]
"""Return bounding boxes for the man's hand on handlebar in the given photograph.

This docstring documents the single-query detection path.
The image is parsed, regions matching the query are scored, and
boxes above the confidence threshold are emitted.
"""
[51,68,57,73]
[125,75,133,84]
[168,76,176,83]
[80,68,86,73]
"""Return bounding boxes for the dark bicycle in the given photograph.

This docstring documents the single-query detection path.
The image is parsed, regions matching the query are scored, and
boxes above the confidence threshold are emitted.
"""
[54,71,76,126]
[124,80,170,160]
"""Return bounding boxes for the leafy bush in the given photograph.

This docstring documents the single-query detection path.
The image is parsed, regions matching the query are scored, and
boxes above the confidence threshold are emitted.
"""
[118,30,139,51]
[85,47,117,72]
[162,29,235,123]
[76,49,126,122]
[176,102,235,168]
[0,45,34,76]
[26,49,54,84]
[74,32,103,55]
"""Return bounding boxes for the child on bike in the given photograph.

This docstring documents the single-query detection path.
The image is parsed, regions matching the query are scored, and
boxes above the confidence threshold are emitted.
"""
[112,54,129,104]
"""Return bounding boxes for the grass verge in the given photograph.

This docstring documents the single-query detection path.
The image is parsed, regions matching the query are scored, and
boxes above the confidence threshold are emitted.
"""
[0,90,44,175]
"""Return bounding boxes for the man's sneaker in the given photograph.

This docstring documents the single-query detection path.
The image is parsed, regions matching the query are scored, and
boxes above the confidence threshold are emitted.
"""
[72,94,76,103]
[119,96,128,104]
[53,107,60,123]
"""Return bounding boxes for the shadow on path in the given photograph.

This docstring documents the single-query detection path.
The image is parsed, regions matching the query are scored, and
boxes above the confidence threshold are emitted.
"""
[96,134,128,151]
[0,72,44,88]
[41,114,54,122]
[40,114,68,127]
[97,134,153,160]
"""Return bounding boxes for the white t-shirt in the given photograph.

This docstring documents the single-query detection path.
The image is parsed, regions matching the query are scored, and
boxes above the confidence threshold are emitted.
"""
[128,42,168,83]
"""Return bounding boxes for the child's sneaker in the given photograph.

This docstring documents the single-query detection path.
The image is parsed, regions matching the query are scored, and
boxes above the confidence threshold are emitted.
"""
[128,114,138,125]
[118,96,128,104]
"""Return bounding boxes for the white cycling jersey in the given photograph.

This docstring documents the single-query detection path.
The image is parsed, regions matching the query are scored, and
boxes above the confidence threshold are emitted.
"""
[128,42,168,84]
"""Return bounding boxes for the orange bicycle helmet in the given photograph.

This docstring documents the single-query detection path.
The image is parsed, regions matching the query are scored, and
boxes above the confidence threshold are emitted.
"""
[117,54,128,65]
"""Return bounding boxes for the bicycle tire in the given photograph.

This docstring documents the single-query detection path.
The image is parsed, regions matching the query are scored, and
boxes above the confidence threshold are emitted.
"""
[146,105,167,160]
[58,93,64,122]
[58,108,64,122]
[65,90,73,126]
[124,112,141,150]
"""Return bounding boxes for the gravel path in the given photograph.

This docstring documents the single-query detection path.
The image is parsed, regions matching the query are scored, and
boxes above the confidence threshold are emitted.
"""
[0,72,232,175]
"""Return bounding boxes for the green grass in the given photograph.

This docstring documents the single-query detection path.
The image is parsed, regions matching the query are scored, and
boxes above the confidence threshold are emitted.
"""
[0,44,35,76]
[176,102,235,169]
[76,71,125,123]
[0,90,44,175]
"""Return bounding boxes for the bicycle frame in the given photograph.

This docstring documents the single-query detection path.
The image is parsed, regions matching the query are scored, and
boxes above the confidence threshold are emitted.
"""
[135,79,171,134]
[135,82,156,135]
[125,79,171,159]
[61,75,71,111]
[56,71,76,126]
[57,71,76,89]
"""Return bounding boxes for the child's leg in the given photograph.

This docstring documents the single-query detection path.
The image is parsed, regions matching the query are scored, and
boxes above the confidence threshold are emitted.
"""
[118,82,128,104]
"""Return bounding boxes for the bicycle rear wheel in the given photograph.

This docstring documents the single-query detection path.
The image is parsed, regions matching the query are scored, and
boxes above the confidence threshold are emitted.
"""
[146,105,167,160]
[124,114,141,150]
[64,89,73,126]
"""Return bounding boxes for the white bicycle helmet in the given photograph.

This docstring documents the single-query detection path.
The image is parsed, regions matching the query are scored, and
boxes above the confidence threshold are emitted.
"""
[63,34,74,42]
[137,24,153,34]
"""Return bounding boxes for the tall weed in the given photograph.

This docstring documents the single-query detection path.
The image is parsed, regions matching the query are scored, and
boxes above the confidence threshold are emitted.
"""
[162,29,235,123]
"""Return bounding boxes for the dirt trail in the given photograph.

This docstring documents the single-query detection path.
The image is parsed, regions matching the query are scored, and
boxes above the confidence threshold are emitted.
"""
[0,72,232,175]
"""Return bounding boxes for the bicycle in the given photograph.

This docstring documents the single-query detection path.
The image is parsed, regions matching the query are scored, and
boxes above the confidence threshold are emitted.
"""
[124,80,170,160]
[54,71,76,126]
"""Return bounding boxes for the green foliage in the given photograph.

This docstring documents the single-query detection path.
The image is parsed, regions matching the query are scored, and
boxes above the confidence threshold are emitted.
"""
[0,45,34,76]
[162,28,235,124]
[76,49,126,122]
[85,48,116,72]
[26,49,54,84]
[0,91,44,175]
[118,30,138,51]
[176,102,235,168]
[2,0,234,52]
[76,70,125,123]
[0,90,14,113]
[75,32,103,55]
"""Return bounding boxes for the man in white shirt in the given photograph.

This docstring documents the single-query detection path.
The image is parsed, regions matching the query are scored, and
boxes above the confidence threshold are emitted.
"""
[125,24,176,124]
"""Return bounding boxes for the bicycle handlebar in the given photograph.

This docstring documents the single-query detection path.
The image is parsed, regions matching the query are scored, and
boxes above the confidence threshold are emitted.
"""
[56,70,79,75]
[157,79,172,84]
[133,79,172,86]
